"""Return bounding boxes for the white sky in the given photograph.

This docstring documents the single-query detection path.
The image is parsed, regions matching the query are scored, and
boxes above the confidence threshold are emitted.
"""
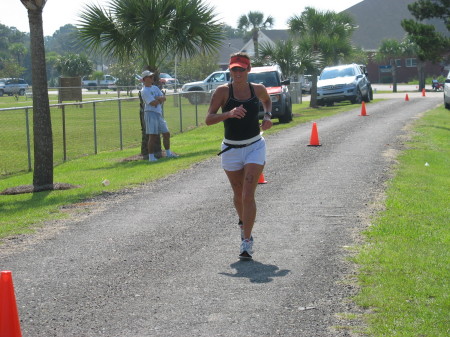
[1,0,363,36]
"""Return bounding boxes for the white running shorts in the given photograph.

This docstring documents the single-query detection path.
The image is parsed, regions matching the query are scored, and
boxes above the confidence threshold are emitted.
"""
[221,137,266,171]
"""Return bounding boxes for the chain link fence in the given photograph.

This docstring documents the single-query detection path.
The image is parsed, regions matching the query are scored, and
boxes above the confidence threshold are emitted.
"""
[0,90,207,177]
[0,83,303,177]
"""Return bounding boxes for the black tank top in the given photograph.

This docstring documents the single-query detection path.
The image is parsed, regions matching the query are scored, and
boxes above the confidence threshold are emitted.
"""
[222,83,260,141]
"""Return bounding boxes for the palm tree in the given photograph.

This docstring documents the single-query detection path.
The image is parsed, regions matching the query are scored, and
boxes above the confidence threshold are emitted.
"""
[402,37,426,92]
[237,11,274,58]
[9,43,27,66]
[20,0,54,189]
[258,39,302,78]
[289,7,356,107]
[78,0,223,156]
[377,39,404,93]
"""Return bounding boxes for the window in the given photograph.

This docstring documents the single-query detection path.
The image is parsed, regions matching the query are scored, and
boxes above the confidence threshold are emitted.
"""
[395,59,402,67]
[406,58,417,67]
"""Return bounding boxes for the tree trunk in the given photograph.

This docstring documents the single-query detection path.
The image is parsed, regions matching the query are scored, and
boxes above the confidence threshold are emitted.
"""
[25,2,54,187]
[253,29,259,59]
[391,59,398,93]
[417,60,425,91]
[309,70,319,108]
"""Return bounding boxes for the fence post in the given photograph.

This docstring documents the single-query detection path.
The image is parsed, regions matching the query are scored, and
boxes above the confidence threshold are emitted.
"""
[93,102,98,154]
[195,101,199,127]
[62,105,67,161]
[25,108,32,172]
[118,99,123,150]
[178,93,183,132]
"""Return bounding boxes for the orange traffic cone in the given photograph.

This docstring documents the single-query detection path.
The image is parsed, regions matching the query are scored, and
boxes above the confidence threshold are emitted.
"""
[258,173,267,184]
[0,271,22,337]
[405,93,409,101]
[307,122,321,146]
[422,88,426,97]
[359,101,368,116]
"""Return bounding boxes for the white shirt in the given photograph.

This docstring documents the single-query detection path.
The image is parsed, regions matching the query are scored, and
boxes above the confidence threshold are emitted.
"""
[141,85,164,114]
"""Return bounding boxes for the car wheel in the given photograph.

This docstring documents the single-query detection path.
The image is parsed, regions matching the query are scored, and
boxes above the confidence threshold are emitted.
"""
[369,86,374,100]
[364,86,371,102]
[0,90,3,97]
[326,102,334,107]
[445,96,450,109]
[351,89,362,104]
[278,100,293,123]
[19,89,25,96]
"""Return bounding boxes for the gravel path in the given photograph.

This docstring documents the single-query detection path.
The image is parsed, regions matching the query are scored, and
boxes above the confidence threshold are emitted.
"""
[1,95,442,337]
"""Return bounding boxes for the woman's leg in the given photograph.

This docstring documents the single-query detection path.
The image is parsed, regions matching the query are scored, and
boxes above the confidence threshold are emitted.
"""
[225,168,244,222]
[225,163,264,239]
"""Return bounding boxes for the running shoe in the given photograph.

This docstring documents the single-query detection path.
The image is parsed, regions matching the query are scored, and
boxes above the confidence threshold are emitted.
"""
[239,239,253,260]
[166,152,178,158]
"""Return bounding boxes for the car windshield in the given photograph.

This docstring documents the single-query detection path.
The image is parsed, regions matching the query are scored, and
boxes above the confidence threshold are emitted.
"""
[320,67,355,80]
[248,71,280,87]
[160,73,172,79]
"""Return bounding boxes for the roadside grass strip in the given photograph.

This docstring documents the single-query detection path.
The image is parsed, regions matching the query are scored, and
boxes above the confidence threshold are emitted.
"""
[353,106,450,336]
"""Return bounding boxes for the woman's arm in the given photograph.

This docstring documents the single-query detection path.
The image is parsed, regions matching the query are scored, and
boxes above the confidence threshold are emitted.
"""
[205,85,246,125]
[254,84,273,131]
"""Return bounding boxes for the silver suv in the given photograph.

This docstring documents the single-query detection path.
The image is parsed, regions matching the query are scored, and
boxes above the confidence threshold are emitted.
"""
[181,71,231,105]
[0,78,29,96]
[316,64,371,106]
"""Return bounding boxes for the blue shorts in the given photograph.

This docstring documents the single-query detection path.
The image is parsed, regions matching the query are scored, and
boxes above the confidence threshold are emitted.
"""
[145,111,169,134]
[221,138,266,171]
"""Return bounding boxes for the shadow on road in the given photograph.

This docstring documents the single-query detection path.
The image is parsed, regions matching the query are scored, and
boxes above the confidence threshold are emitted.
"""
[219,261,290,283]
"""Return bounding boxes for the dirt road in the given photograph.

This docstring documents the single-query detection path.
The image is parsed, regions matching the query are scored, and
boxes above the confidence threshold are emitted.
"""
[1,95,442,336]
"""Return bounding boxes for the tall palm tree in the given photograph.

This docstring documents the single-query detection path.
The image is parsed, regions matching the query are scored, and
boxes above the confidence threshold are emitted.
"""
[377,39,404,93]
[78,0,223,156]
[78,0,223,74]
[258,39,302,78]
[237,11,274,58]
[259,39,323,80]
[9,43,27,66]
[289,7,356,107]
[20,0,54,189]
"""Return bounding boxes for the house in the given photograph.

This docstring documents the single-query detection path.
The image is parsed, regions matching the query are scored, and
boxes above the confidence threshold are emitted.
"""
[343,0,449,83]
[221,0,448,83]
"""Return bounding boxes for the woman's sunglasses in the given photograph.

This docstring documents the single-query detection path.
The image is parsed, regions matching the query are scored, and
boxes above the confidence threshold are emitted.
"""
[231,67,247,72]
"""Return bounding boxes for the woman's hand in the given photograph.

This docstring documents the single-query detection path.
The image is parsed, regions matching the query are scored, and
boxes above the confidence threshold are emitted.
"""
[227,104,246,119]
[260,118,273,131]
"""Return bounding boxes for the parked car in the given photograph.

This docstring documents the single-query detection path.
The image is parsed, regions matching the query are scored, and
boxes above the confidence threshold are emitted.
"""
[181,66,292,122]
[444,71,450,109]
[301,75,312,94]
[181,70,231,104]
[248,65,292,123]
[0,78,29,96]
[82,75,117,90]
[358,64,374,100]
[316,64,371,106]
[159,73,179,89]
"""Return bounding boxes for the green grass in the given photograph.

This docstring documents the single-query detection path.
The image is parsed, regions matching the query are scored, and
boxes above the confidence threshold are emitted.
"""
[0,94,206,176]
[353,106,450,336]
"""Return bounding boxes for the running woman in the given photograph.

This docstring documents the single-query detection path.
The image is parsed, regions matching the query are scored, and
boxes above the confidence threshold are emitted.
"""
[205,52,273,259]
